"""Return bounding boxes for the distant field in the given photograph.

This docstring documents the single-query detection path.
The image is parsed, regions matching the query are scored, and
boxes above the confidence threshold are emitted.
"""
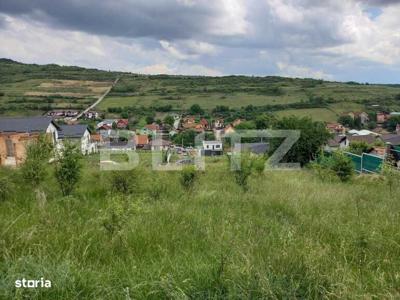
[1,59,400,118]
[0,78,112,115]
[0,59,118,115]
[99,75,400,117]
[275,108,338,122]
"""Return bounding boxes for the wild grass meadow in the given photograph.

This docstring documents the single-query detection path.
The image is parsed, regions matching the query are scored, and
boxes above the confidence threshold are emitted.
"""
[1,154,399,299]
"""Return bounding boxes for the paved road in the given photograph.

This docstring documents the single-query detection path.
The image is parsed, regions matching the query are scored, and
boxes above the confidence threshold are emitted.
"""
[72,77,120,122]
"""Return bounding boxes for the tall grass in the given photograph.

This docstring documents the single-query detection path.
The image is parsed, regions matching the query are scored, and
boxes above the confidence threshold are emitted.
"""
[0,155,399,299]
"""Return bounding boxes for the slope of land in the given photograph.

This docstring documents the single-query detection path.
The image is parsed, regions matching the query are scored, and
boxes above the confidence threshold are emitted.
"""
[1,155,399,299]
[1,59,400,121]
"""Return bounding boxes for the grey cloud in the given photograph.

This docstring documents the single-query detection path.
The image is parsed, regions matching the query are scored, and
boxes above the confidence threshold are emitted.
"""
[0,0,223,40]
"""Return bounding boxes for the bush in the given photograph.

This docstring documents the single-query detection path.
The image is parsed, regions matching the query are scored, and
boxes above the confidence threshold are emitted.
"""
[316,151,354,182]
[252,155,267,174]
[55,142,82,196]
[180,166,197,191]
[21,135,53,186]
[348,141,371,155]
[231,154,254,191]
[110,170,136,195]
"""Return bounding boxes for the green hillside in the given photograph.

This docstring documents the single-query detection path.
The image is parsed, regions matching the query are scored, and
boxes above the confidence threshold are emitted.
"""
[1,58,400,121]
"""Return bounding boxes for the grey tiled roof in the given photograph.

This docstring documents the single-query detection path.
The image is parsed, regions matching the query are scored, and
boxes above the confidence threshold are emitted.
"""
[0,116,56,133]
[59,125,88,139]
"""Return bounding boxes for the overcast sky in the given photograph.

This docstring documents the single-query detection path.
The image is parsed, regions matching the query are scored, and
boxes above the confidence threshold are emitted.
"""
[0,0,400,83]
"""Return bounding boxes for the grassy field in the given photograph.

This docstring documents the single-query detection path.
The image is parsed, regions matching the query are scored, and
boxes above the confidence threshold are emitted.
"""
[1,154,400,299]
[0,59,118,115]
[275,108,339,122]
[99,75,400,118]
[2,59,400,121]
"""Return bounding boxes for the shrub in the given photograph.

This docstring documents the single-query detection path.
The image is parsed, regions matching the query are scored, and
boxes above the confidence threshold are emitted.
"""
[231,154,253,191]
[316,151,354,182]
[348,141,371,155]
[55,142,82,196]
[21,135,53,186]
[252,155,267,174]
[110,170,136,195]
[180,166,197,191]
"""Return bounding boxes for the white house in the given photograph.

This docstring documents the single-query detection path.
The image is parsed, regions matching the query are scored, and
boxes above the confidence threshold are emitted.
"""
[59,125,97,155]
[200,140,223,156]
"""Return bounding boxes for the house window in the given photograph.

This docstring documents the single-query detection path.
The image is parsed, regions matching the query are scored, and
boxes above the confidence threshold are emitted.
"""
[5,138,15,157]
[215,145,220,149]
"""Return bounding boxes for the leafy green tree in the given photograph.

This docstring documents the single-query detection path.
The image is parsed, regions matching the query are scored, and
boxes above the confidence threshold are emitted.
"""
[386,116,400,132]
[330,151,354,182]
[235,121,256,130]
[145,115,155,124]
[255,114,275,129]
[163,115,175,127]
[205,132,216,141]
[173,130,197,147]
[21,135,53,186]
[367,121,377,130]
[55,142,82,196]
[338,115,354,128]
[269,116,331,166]
[348,141,371,155]
[189,104,204,115]
[315,151,354,182]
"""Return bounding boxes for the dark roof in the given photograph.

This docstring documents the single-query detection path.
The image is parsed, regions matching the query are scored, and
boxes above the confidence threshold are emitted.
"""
[381,134,400,146]
[327,135,347,147]
[59,125,89,139]
[348,135,377,145]
[0,116,57,133]
[238,143,269,154]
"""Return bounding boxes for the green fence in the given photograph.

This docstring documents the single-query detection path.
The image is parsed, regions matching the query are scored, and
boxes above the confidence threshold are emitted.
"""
[345,152,362,173]
[344,152,384,174]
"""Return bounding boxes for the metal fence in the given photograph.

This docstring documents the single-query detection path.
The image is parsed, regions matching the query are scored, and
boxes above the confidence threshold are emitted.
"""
[344,152,384,174]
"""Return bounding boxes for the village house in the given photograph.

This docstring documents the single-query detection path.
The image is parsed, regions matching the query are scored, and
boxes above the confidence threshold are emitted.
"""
[150,139,172,151]
[325,135,349,152]
[0,116,59,167]
[83,111,99,120]
[326,123,346,135]
[47,110,79,119]
[90,133,103,148]
[138,123,160,136]
[116,119,129,129]
[347,111,369,125]
[213,119,224,129]
[135,134,150,149]
[96,119,117,130]
[59,124,97,155]
[347,134,378,146]
[200,118,210,130]
[377,112,390,124]
[200,140,223,156]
